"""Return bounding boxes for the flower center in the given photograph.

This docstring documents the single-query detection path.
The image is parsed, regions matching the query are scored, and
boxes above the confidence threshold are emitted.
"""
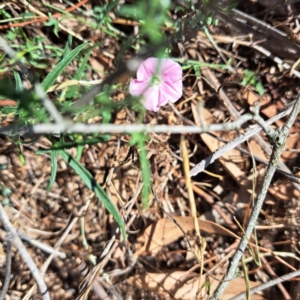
[150,76,161,86]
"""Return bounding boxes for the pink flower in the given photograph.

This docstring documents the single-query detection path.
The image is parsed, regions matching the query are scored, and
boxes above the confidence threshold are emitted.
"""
[129,57,182,112]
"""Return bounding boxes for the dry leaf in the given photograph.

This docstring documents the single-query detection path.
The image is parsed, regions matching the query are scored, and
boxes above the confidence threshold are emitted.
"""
[247,139,268,162]
[136,216,239,256]
[126,271,265,300]
[88,57,106,79]
[192,105,249,188]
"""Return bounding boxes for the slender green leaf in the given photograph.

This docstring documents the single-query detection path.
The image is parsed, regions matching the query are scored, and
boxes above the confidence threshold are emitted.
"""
[75,136,84,161]
[57,149,126,240]
[36,135,110,152]
[139,143,151,208]
[66,48,92,99]
[193,66,201,79]
[47,151,58,190]
[45,14,59,37]
[130,133,151,208]
[62,35,72,57]
[17,142,25,165]
[41,42,88,92]
[13,69,23,92]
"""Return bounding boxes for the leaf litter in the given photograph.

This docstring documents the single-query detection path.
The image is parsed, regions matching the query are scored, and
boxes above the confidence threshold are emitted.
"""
[0,1,300,299]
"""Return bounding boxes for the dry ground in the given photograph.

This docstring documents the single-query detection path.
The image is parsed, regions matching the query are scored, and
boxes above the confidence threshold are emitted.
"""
[0,1,300,299]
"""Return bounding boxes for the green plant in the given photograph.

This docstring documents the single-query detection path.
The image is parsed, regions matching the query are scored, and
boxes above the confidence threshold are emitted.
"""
[241,70,264,96]
[0,0,227,241]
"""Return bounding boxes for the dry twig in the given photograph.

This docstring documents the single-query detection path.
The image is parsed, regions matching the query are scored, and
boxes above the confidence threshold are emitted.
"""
[212,96,300,299]
[0,203,50,300]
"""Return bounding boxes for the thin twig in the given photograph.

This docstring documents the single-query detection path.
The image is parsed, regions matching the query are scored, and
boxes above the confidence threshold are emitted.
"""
[0,112,272,136]
[202,25,236,74]
[0,236,12,300]
[192,49,300,193]
[77,260,113,300]
[259,256,290,300]
[196,50,274,161]
[203,134,300,184]
[0,0,88,29]
[181,136,206,296]
[189,100,296,176]
[17,231,66,259]
[71,55,151,109]
[23,199,91,299]
[34,83,65,124]
[230,268,300,300]
[253,44,300,78]
[0,35,16,58]
[211,96,300,299]
[196,31,300,79]
[0,203,50,300]
[13,0,90,43]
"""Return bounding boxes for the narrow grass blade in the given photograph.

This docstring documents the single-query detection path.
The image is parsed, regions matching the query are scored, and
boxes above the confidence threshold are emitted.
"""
[130,133,151,208]
[75,137,84,161]
[41,42,88,92]
[47,150,58,190]
[58,149,126,240]
[13,69,23,92]
[66,48,92,99]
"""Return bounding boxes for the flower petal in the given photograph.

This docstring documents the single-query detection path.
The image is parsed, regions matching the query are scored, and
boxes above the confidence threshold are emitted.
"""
[142,86,160,112]
[129,79,160,111]
[129,57,183,111]
[159,80,182,104]
[161,59,182,82]
[129,79,151,96]
[136,58,160,81]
